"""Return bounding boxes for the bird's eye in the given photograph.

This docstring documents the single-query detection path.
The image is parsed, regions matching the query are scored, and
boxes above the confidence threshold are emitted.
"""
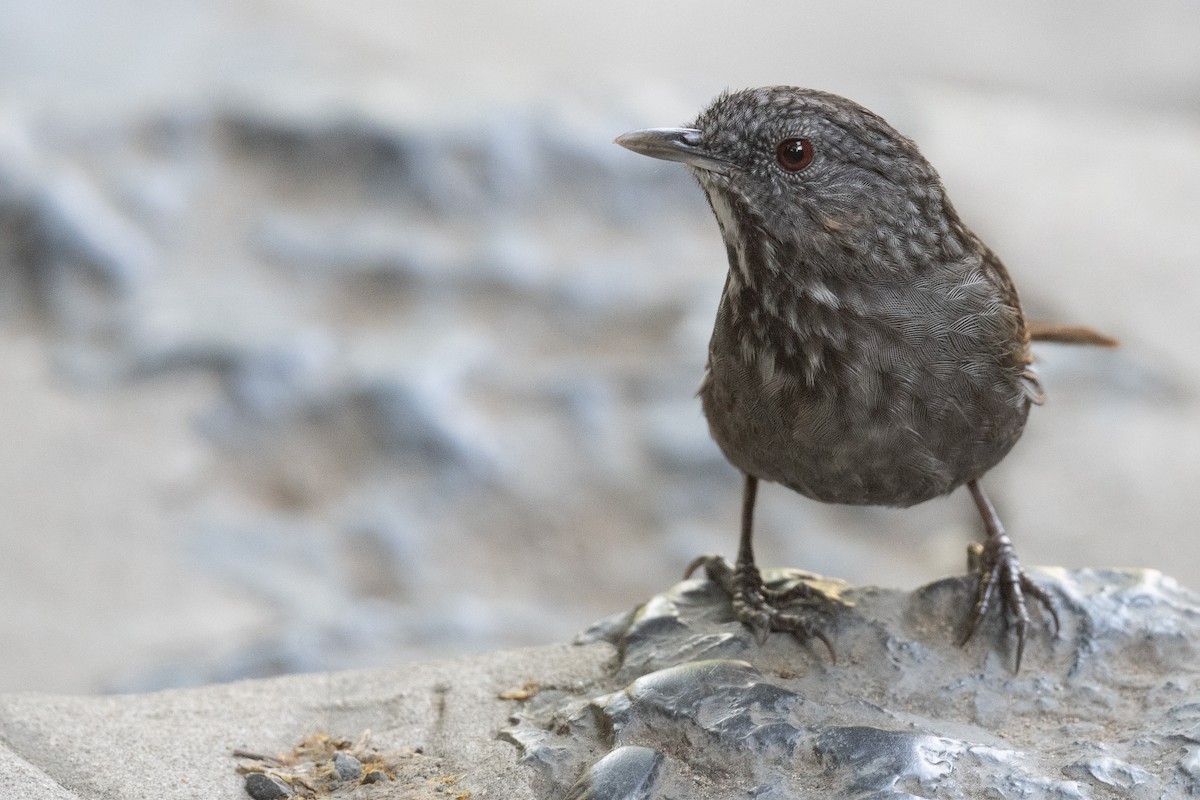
[775,138,814,172]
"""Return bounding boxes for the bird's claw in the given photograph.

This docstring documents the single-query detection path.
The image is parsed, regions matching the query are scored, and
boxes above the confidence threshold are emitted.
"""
[684,552,733,584]
[685,555,837,662]
[960,532,1059,672]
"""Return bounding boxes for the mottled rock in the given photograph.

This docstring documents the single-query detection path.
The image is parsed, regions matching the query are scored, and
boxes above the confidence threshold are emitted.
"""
[564,746,663,800]
[243,772,294,800]
[331,751,362,782]
[506,568,1200,799]
[1,572,1198,798]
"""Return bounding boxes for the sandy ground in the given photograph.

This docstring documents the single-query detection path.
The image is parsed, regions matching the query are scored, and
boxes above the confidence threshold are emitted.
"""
[1,1,1198,693]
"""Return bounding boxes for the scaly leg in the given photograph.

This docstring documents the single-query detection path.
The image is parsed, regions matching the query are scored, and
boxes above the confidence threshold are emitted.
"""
[960,479,1060,671]
[685,474,836,660]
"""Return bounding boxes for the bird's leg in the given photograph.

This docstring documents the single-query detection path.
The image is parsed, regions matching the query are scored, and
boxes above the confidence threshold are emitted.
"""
[960,479,1060,671]
[685,474,835,660]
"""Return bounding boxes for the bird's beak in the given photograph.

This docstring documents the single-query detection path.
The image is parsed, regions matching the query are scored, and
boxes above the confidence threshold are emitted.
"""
[614,127,731,174]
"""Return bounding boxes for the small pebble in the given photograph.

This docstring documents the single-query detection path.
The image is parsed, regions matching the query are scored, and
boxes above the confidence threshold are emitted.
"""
[244,772,294,800]
[333,751,363,781]
[362,770,388,784]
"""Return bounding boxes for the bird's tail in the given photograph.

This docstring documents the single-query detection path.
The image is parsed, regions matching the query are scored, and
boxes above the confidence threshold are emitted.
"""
[1027,322,1119,348]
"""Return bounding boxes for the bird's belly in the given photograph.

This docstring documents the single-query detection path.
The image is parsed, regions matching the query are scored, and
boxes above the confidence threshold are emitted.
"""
[699,356,1029,508]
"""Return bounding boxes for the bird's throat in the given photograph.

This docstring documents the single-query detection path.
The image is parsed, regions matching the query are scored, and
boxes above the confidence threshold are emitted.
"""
[702,183,855,389]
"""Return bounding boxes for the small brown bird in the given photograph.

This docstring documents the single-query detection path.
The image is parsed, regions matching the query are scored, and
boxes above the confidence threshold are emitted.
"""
[616,86,1116,670]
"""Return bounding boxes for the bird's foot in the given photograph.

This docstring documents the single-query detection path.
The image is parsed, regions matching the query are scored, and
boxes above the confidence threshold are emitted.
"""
[960,534,1060,672]
[684,554,837,661]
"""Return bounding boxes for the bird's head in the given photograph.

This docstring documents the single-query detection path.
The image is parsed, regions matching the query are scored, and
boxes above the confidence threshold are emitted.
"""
[616,86,956,277]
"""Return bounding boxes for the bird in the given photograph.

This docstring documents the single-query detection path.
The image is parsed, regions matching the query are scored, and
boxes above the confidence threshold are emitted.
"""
[615,86,1116,670]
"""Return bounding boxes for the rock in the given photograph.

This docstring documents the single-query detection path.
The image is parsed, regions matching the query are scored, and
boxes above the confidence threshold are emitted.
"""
[2,569,1200,798]
[331,751,362,782]
[563,746,663,800]
[505,567,1200,799]
[0,640,608,800]
[31,168,155,291]
[243,772,293,800]
[0,140,153,334]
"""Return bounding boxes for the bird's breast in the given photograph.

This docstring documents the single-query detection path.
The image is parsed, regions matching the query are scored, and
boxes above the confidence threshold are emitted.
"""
[700,282,1031,507]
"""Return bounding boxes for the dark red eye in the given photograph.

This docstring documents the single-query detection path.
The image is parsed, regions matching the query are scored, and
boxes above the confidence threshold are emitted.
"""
[775,137,814,172]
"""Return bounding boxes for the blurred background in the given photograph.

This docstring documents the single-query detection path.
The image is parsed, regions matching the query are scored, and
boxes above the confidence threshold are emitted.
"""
[1,0,1198,694]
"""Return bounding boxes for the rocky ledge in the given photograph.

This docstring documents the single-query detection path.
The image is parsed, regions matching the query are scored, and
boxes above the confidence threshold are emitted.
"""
[2,567,1198,799]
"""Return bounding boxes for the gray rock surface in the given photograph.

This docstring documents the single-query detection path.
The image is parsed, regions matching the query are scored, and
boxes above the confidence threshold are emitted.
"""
[0,640,610,800]
[3,568,1199,799]
[506,567,1200,799]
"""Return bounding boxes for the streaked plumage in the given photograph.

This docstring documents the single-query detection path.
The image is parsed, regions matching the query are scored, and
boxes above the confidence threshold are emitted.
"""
[617,86,1115,670]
